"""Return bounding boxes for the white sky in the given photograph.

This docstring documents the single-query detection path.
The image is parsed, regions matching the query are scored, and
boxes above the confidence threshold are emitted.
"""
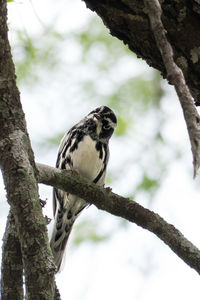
[1,1,200,299]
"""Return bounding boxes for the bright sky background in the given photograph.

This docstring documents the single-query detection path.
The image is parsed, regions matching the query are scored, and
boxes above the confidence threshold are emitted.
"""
[1,1,200,299]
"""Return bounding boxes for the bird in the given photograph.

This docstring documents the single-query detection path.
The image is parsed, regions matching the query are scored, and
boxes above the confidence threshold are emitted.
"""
[50,106,117,272]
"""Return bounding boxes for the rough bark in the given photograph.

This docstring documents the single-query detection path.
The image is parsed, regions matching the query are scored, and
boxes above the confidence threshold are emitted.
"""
[82,0,200,106]
[37,163,200,275]
[1,211,24,300]
[0,1,56,299]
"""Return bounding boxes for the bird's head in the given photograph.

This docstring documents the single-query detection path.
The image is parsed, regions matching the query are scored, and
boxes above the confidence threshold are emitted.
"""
[87,106,117,141]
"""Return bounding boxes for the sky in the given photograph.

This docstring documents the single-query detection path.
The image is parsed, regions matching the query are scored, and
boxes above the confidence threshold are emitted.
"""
[1,0,200,299]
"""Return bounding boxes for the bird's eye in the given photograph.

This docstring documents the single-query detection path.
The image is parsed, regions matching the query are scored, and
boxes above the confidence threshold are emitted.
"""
[103,124,110,130]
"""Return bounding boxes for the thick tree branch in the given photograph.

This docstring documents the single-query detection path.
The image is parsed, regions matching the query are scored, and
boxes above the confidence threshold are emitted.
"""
[0,0,57,298]
[37,163,200,275]
[1,211,24,300]
[144,0,200,177]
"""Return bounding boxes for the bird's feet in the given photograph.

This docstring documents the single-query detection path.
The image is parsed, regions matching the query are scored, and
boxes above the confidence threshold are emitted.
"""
[105,186,112,193]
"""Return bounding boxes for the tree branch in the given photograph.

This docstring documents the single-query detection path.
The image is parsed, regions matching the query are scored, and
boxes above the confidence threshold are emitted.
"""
[37,163,200,275]
[144,0,200,177]
[1,211,24,300]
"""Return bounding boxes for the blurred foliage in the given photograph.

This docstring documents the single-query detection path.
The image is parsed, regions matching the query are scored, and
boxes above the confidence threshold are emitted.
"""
[72,220,111,246]
[11,27,63,84]
[136,173,161,196]
[10,3,182,245]
[74,18,132,66]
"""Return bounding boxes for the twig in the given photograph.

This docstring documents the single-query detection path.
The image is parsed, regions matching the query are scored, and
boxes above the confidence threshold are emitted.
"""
[144,0,200,177]
[37,163,200,275]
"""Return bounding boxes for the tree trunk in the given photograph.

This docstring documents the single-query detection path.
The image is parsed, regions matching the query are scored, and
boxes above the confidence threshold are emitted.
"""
[0,0,57,298]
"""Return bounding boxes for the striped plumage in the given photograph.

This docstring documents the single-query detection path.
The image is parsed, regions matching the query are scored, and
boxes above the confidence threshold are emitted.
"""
[50,106,117,272]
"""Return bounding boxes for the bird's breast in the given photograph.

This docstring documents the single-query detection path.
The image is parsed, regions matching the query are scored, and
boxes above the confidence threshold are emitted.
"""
[71,135,105,181]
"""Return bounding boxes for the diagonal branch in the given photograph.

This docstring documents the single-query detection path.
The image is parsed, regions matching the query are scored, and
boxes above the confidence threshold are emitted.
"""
[37,163,200,275]
[144,0,200,177]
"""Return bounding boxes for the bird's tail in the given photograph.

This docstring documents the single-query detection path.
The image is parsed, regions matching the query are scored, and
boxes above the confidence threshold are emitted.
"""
[50,208,75,272]
[50,194,88,272]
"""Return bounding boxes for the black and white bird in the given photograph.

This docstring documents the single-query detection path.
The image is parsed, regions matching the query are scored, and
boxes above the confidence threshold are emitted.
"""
[50,106,117,271]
